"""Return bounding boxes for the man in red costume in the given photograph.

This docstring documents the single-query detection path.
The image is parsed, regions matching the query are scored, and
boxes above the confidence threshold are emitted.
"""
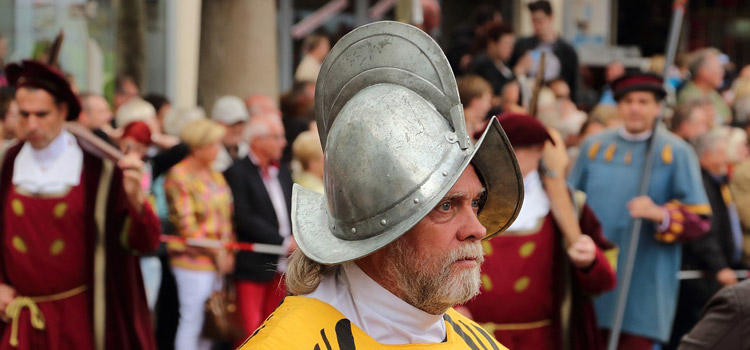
[461,113,617,349]
[0,60,161,350]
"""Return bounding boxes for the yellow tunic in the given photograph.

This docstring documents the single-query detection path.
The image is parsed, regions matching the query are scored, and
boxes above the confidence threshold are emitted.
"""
[240,296,509,350]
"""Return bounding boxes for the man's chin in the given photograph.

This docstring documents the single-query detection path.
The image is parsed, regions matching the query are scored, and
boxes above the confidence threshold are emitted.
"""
[448,265,482,301]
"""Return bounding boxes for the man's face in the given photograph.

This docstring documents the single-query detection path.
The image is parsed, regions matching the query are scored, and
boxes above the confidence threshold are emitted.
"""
[501,81,520,105]
[312,38,331,62]
[497,34,515,62]
[114,80,139,110]
[531,11,552,38]
[251,119,287,161]
[381,165,487,315]
[223,122,245,148]
[700,55,725,89]
[606,62,625,83]
[471,91,492,121]
[3,100,19,140]
[550,80,570,99]
[681,108,709,140]
[618,91,660,134]
[82,95,112,130]
[16,88,67,149]
[701,141,728,175]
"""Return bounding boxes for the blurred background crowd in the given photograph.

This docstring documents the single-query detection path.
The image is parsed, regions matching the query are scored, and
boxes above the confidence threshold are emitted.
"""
[2,0,750,349]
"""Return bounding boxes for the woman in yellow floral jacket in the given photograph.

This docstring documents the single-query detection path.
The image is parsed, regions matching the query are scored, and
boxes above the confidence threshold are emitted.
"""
[165,119,235,350]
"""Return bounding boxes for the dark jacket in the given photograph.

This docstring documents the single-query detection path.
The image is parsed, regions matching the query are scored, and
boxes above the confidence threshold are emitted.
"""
[679,280,750,350]
[469,53,516,96]
[224,156,293,282]
[669,169,746,349]
[509,36,579,101]
[683,170,744,272]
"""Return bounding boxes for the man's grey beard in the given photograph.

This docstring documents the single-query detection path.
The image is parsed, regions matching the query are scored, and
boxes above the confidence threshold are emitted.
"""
[383,238,484,315]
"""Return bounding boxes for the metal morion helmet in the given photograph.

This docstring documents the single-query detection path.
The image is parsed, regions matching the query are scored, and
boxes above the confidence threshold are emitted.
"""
[292,21,523,264]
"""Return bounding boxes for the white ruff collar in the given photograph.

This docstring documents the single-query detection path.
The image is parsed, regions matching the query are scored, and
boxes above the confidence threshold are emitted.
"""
[618,127,653,142]
[304,262,447,345]
[12,129,83,195]
[507,170,550,231]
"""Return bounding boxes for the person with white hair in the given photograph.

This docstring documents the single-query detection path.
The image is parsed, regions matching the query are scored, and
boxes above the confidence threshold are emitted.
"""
[677,48,732,124]
[240,21,521,350]
[669,127,747,348]
[224,114,294,341]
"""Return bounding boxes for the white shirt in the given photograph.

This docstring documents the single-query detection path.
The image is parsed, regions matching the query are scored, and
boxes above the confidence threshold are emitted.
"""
[12,129,83,195]
[618,127,653,142]
[248,151,292,272]
[507,170,550,231]
[305,263,447,345]
[213,142,248,173]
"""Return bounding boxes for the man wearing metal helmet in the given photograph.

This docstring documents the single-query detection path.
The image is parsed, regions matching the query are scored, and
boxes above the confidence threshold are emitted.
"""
[0,60,160,349]
[569,72,711,349]
[239,21,523,349]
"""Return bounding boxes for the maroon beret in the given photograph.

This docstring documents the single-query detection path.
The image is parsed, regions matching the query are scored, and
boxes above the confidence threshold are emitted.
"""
[493,112,554,148]
[611,72,666,102]
[4,60,81,121]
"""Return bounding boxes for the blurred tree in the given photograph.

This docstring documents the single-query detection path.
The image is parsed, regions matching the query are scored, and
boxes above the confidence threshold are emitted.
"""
[117,0,146,90]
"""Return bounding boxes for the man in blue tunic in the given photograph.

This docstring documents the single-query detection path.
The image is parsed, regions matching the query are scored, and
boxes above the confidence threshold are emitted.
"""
[569,72,711,349]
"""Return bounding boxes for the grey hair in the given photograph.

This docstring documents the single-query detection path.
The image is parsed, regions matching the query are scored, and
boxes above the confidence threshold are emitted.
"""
[692,127,728,157]
[243,114,283,142]
[670,98,708,132]
[285,249,341,295]
[688,48,721,78]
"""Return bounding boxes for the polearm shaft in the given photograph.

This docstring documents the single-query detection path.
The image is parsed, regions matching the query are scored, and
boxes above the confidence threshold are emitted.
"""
[606,1,687,349]
[678,270,750,280]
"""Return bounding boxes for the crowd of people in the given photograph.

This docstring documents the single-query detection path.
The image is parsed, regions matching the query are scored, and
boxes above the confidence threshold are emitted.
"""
[0,0,749,349]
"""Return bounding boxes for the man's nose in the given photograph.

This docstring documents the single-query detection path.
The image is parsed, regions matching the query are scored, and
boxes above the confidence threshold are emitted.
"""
[457,207,487,242]
[26,115,40,129]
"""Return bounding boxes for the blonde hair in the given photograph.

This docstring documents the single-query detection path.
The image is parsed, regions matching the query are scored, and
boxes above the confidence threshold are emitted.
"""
[457,75,492,106]
[180,119,225,149]
[285,249,341,295]
[292,131,323,170]
[115,97,156,128]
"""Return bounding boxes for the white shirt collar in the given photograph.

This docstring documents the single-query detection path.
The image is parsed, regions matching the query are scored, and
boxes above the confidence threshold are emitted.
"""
[31,129,68,170]
[12,129,83,195]
[507,170,550,231]
[304,263,447,345]
[618,127,653,142]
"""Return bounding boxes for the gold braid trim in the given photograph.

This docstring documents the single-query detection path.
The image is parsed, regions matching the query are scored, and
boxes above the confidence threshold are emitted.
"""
[5,285,87,347]
[481,318,552,332]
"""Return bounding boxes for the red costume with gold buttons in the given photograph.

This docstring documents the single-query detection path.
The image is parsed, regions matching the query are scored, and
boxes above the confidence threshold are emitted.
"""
[0,144,161,350]
[464,200,616,350]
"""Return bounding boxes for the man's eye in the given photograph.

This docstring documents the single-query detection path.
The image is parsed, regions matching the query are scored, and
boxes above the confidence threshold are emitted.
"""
[440,201,452,211]
[471,199,479,208]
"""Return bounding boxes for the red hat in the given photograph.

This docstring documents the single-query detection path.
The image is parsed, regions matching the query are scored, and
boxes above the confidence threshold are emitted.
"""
[121,120,152,146]
[491,112,554,148]
[611,72,666,102]
[4,60,81,121]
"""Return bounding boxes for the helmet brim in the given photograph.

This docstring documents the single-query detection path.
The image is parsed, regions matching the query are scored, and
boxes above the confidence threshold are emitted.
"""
[292,117,523,265]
